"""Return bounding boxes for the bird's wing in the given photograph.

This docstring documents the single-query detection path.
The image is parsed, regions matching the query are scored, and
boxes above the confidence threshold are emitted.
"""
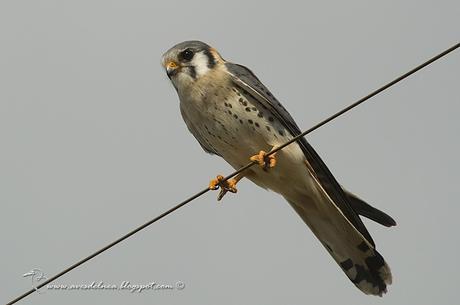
[345,189,396,227]
[179,104,220,156]
[224,62,376,246]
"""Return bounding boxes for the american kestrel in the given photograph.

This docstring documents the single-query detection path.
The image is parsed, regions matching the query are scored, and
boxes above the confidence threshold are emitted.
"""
[162,41,396,296]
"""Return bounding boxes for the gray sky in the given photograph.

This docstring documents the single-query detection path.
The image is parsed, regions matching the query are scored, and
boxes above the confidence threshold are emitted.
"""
[1,1,459,304]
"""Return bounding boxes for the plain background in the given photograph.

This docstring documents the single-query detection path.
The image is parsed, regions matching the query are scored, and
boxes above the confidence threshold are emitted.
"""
[1,1,459,304]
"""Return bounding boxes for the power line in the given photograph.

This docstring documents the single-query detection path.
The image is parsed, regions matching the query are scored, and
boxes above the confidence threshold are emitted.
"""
[6,42,459,305]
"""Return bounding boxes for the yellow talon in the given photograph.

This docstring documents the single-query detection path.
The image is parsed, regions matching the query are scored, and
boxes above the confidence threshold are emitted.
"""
[209,175,238,201]
[209,175,224,190]
[250,150,277,170]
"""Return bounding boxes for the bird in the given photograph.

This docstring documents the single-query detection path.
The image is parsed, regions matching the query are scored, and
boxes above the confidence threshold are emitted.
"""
[161,40,396,296]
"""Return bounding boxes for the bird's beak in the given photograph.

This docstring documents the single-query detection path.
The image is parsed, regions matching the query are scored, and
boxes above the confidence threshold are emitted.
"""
[165,60,180,77]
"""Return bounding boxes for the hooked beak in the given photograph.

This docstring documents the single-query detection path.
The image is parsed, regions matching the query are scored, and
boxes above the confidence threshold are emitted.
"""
[165,60,180,77]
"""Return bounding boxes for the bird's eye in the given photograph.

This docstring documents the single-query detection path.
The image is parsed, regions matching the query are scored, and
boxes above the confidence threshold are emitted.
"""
[180,49,195,62]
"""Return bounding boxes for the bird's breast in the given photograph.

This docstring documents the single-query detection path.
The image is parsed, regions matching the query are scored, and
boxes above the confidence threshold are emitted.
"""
[178,83,312,195]
[181,84,278,158]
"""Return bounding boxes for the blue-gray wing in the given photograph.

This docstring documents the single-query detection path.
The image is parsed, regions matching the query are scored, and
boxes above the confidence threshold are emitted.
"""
[224,62,375,246]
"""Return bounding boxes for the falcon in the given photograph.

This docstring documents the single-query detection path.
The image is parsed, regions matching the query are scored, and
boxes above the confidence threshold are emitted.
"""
[161,41,396,296]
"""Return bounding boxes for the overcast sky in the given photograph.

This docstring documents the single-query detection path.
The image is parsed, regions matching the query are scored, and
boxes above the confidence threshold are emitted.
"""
[1,1,459,304]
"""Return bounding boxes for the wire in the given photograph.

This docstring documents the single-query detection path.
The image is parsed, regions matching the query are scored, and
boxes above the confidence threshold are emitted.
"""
[6,42,459,305]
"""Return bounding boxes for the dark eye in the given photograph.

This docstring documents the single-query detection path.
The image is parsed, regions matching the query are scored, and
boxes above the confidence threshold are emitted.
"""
[180,49,194,61]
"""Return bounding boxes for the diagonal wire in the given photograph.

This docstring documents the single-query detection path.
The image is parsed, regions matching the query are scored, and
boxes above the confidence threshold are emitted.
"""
[6,42,459,305]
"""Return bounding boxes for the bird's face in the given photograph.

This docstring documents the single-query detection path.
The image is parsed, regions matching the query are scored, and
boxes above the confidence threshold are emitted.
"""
[161,41,223,91]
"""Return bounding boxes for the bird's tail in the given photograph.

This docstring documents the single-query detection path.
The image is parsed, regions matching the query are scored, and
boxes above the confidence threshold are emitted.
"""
[286,193,392,296]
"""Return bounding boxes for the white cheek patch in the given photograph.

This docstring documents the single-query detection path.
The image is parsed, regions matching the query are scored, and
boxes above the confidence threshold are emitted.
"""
[191,51,211,77]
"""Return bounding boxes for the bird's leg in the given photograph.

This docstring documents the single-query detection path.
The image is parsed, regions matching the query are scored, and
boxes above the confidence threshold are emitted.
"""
[250,149,277,171]
[209,173,244,201]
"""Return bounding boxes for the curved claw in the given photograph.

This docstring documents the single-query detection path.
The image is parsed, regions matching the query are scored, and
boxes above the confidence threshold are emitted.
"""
[250,150,277,171]
[209,175,224,190]
[209,175,238,201]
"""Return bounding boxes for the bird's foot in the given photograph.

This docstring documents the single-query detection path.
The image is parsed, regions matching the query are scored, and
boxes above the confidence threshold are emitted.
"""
[250,150,277,171]
[209,175,238,201]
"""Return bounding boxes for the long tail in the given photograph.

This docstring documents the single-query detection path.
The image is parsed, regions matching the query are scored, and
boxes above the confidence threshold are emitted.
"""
[286,193,392,296]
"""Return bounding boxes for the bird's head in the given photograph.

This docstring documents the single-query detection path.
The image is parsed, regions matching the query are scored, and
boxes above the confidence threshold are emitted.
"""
[161,40,224,90]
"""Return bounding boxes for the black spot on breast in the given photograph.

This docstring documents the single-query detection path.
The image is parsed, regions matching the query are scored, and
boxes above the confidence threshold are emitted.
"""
[239,119,243,124]
[266,126,271,131]
[228,110,232,115]
[278,130,285,136]
[257,112,263,118]
[254,122,260,127]
[233,114,238,119]
[248,119,253,124]
[245,107,251,112]
[268,116,274,122]
[239,98,248,106]
[251,107,257,111]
